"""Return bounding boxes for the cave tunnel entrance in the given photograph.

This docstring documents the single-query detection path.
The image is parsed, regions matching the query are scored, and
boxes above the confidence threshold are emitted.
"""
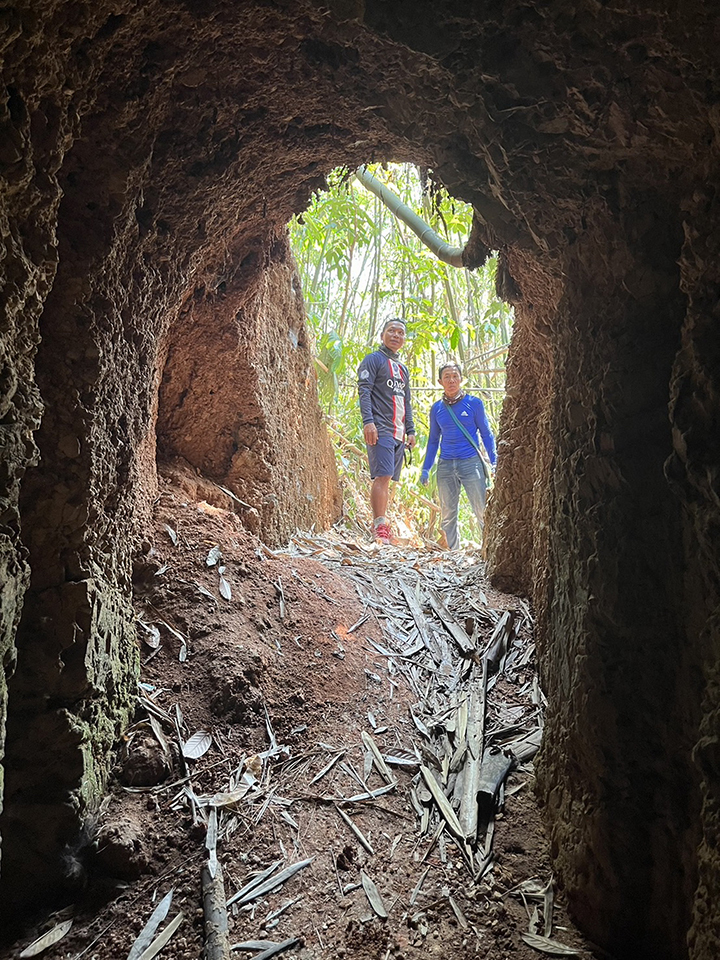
[145,149,700,960]
[1,4,719,959]
[154,161,513,551]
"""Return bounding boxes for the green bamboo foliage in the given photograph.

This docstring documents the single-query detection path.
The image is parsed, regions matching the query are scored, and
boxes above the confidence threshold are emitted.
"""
[289,163,513,538]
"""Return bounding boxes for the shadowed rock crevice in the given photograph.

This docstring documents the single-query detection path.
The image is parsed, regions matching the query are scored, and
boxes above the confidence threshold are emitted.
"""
[0,3,719,958]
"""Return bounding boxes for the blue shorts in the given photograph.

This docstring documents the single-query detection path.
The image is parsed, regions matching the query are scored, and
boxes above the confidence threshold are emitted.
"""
[367,436,405,481]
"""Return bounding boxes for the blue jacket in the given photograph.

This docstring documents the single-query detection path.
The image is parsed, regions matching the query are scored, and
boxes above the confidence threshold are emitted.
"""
[422,394,497,471]
[357,345,415,441]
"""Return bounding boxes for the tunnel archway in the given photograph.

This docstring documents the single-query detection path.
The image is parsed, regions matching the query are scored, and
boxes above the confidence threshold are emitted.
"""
[1,4,719,959]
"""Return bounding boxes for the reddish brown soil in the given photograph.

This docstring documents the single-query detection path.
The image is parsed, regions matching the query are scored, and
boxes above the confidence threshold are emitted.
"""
[3,468,597,960]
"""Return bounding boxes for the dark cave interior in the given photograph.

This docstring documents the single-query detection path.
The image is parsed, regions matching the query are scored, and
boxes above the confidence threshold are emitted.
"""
[1,2,720,958]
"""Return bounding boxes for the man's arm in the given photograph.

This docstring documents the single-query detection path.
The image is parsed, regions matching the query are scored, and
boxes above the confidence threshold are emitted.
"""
[421,403,441,483]
[403,362,416,446]
[357,354,377,426]
[473,397,497,466]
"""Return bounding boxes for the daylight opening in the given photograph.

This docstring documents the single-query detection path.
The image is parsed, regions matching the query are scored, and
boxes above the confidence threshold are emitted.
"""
[289,162,513,548]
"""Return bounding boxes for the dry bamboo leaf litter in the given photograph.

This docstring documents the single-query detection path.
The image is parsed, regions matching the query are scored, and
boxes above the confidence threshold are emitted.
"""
[107,520,594,960]
[230,859,314,907]
[182,730,213,760]
[219,570,232,600]
[227,862,283,908]
[521,933,582,956]
[245,937,302,960]
[360,731,396,785]
[335,805,375,855]
[360,871,388,918]
[136,912,184,960]
[308,751,345,785]
[420,765,465,840]
[230,940,279,952]
[127,890,173,960]
[19,920,74,958]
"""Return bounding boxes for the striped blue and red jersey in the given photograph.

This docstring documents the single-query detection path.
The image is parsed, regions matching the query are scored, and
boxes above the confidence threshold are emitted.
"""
[357,345,415,441]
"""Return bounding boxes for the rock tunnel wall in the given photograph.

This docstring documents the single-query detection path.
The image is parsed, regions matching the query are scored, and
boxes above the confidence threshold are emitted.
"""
[670,186,720,960]
[157,232,340,544]
[487,195,704,959]
[528,198,702,959]
[1,2,720,958]
[0,0,364,911]
[484,247,561,597]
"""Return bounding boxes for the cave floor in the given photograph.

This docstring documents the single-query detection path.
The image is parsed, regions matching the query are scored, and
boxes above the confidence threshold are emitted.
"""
[6,468,597,960]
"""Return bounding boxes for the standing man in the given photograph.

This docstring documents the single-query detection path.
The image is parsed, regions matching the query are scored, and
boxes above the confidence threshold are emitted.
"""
[420,362,497,550]
[357,318,416,544]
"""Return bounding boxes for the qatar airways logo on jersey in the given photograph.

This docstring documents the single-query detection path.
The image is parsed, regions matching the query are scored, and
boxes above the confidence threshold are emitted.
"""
[386,359,406,393]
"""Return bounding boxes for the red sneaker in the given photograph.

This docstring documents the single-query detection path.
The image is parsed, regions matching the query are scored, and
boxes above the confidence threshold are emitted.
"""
[374,522,393,545]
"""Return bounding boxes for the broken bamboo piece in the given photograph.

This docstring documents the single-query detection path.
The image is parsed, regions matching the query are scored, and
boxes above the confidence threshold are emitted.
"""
[203,807,231,960]
[483,610,516,672]
[457,663,488,841]
[425,590,474,656]
[203,861,231,960]
[476,751,515,829]
[511,728,543,763]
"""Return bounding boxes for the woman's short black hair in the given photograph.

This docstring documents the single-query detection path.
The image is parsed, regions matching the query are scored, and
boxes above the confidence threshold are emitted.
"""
[438,362,462,382]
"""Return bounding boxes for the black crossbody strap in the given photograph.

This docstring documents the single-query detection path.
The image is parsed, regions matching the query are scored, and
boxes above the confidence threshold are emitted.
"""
[443,401,491,481]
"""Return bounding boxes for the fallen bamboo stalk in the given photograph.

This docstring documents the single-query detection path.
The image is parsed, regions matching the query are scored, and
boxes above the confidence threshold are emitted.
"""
[458,664,488,841]
[425,591,474,656]
[203,860,231,960]
[483,611,515,672]
[477,751,515,829]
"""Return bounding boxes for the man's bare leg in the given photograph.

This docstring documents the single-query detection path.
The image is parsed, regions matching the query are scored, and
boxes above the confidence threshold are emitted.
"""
[370,475,391,522]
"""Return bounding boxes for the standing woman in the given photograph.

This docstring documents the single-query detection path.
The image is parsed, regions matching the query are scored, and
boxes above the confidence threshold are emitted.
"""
[420,362,497,549]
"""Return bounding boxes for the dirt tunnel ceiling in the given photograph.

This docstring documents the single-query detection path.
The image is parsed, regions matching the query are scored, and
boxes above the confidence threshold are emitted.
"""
[1,2,720,958]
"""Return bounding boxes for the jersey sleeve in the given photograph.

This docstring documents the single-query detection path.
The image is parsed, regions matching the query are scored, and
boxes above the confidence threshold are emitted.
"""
[422,402,441,472]
[403,362,415,436]
[473,397,497,465]
[357,354,377,425]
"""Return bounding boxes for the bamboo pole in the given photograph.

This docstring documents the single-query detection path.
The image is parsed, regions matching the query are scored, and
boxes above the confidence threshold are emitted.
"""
[202,861,231,960]
[355,166,466,268]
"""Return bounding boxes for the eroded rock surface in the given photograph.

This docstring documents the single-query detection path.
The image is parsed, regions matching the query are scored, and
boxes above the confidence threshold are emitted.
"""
[0,3,719,959]
[157,233,340,543]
